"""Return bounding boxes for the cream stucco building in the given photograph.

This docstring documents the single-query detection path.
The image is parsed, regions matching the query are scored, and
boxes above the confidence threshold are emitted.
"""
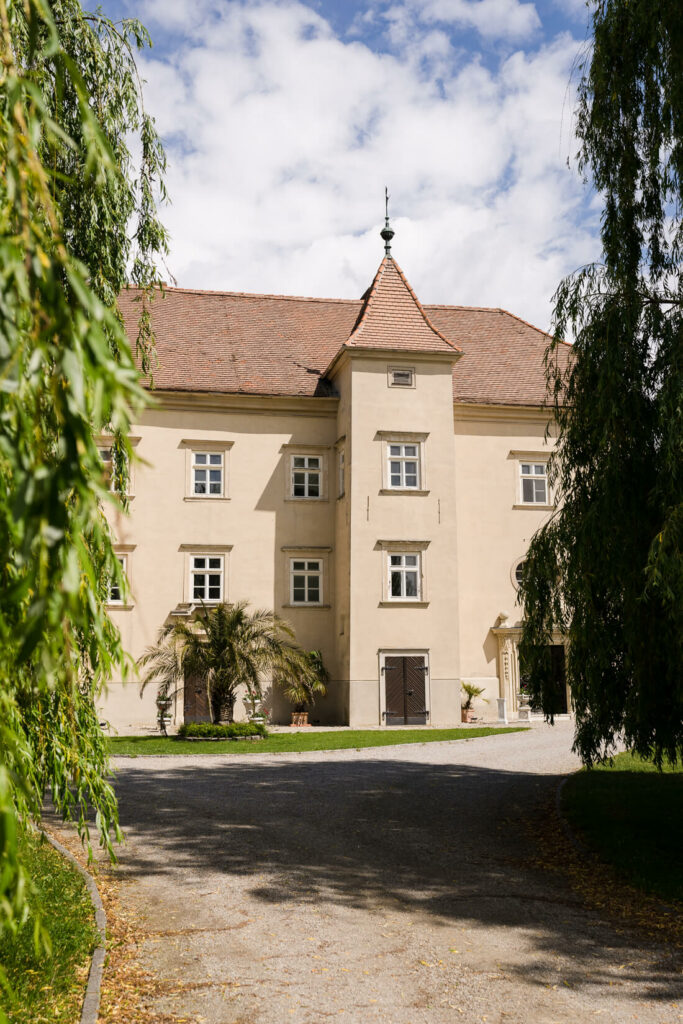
[102,243,570,732]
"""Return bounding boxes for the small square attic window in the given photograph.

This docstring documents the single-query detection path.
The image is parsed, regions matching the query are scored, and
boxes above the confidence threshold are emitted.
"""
[388,367,415,388]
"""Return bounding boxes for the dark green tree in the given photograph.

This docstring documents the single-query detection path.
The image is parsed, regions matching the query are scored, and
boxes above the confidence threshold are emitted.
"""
[0,0,167,936]
[519,0,682,765]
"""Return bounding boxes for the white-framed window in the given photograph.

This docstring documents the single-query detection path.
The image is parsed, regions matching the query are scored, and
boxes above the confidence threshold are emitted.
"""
[290,558,322,605]
[388,552,421,600]
[108,554,126,605]
[96,437,139,496]
[388,443,420,489]
[338,449,345,497]
[191,555,224,602]
[512,559,526,588]
[291,455,322,499]
[98,445,113,483]
[98,445,128,491]
[388,366,415,388]
[520,462,548,505]
[192,451,224,496]
[181,440,233,501]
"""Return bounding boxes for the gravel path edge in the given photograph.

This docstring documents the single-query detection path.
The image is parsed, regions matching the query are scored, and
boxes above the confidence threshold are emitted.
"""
[41,829,107,1024]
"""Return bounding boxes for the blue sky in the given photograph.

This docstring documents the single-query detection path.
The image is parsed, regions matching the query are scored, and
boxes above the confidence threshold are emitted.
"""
[99,0,598,330]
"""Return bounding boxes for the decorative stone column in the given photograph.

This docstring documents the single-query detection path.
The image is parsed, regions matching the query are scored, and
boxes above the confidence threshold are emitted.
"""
[493,617,522,714]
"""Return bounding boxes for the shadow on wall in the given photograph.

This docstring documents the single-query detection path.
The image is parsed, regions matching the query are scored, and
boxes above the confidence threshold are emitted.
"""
[107,756,678,1001]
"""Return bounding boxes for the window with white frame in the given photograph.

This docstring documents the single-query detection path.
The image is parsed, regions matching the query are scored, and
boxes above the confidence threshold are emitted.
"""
[191,555,224,602]
[98,445,113,481]
[290,558,322,605]
[192,451,224,496]
[388,552,421,600]
[388,443,420,489]
[291,455,321,498]
[97,443,131,493]
[388,366,415,388]
[108,554,126,605]
[338,449,345,497]
[520,462,548,504]
[514,559,525,588]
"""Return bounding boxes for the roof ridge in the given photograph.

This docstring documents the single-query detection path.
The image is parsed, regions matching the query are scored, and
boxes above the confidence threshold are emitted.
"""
[493,305,573,346]
[122,284,361,305]
[426,302,503,312]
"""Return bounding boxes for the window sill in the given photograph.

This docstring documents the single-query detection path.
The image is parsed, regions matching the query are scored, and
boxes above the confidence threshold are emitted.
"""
[379,600,429,608]
[106,603,133,611]
[512,503,554,511]
[379,489,430,496]
[184,496,230,502]
[282,603,331,609]
[284,497,329,503]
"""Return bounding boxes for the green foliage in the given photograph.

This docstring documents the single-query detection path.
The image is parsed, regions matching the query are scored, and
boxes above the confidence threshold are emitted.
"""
[0,0,167,937]
[177,721,268,739]
[461,682,487,712]
[0,826,98,1023]
[277,648,329,711]
[519,0,682,766]
[563,752,683,902]
[140,601,313,724]
[109,727,528,757]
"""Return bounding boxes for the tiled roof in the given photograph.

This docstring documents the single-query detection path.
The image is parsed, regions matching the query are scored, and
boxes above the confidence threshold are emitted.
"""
[427,305,566,407]
[118,274,570,408]
[340,257,460,360]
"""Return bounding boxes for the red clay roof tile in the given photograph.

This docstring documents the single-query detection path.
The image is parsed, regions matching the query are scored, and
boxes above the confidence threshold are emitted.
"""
[118,267,570,408]
[340,257,460,359]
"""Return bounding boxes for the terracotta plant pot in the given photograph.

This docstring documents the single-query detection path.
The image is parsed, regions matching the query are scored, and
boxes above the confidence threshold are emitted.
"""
[461,708,474,723]
[290,711,310,727]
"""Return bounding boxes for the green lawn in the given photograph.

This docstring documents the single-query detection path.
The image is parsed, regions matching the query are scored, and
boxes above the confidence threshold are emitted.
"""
[562,751,683,903]
[0,828,98,1024]
[109,725,526,757]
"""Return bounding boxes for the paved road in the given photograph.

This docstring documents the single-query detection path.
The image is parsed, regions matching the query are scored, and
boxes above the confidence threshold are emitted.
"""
[104,724,680,1023]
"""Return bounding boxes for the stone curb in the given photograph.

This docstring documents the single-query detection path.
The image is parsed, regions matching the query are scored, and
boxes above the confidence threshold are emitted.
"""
[41,830,107,1024]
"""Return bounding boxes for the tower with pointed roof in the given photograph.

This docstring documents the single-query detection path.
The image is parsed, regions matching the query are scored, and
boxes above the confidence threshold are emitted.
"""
[326,222,462,725]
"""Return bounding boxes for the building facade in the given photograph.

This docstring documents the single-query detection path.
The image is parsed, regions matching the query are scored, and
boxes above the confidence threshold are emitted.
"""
[102,250,570,732]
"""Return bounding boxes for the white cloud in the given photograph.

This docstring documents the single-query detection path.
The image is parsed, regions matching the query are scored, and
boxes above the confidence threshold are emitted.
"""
[396,0,542,41]
[136,0,598,331]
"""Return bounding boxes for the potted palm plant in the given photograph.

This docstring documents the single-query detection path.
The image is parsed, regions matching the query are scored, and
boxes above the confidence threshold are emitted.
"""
[139,601,309,725]
[279,649,329,726]
[461,682,487,723]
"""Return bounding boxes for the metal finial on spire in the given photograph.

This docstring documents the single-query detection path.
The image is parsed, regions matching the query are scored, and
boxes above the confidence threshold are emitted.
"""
[380,186,394,256]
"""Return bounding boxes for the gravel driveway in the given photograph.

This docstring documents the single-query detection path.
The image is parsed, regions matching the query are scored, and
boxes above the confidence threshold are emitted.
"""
[103,723,681,1023]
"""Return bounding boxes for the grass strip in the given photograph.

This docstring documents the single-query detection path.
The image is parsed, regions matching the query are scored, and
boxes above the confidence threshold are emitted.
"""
[562,751,683,903]
[109,726,527,757]
[0,827,98,1024]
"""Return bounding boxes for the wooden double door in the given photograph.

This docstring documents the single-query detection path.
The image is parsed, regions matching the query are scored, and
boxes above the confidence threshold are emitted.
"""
[384,655,429,725]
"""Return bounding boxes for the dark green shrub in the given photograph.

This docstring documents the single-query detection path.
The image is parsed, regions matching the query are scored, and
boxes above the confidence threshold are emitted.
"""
[177,721,267,739]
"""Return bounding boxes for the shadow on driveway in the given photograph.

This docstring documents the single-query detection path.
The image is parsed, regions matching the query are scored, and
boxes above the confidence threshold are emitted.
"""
[109,756,680,1003]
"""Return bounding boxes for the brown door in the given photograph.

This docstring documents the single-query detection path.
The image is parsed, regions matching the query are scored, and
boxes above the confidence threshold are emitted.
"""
[384,656,428,725]
[183,674,211,723]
